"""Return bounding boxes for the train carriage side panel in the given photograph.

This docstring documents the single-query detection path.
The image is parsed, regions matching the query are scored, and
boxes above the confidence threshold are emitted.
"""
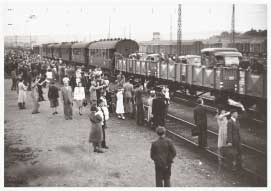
[159,61,168,80]
[175,63,181,82]
[192,66,203,86]
[141,61,147,76]
[203,68,215,88]
[168,62,176,81]
[148,62,159,77]
[127,59,134,73]
[136,61,141,74]
[186,65,193,84]
[122,59,127,72]
[246,71,265,98]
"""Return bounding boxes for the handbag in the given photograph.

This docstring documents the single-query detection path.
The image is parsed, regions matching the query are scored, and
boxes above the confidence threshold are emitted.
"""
[191,126,200,136]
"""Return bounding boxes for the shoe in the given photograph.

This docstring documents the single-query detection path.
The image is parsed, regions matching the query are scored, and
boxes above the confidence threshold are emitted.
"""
[32,111,40,114]
[79,112,82,116]
[102,146,109,149]
[122,116,125,120]
[118,115,121,119]
[96,149,104,153]
[55,112,58,114]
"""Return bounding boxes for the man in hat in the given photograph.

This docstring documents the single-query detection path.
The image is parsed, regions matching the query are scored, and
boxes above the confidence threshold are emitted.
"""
[152,92,167,128]
[150,126,176,187]
[227,109,242,171]
[193,98,208,148]
[134,84,144,125]
[123,79,134,118]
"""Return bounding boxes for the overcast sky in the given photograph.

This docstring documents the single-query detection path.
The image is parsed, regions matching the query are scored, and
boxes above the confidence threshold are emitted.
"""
[2,0,267,42]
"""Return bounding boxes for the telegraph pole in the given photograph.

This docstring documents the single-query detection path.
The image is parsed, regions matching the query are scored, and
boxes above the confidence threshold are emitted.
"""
[231,4,235,47]
[177,4,182,58]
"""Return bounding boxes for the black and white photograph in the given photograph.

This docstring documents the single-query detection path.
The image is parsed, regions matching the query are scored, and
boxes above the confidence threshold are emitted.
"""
[1,0,269,188]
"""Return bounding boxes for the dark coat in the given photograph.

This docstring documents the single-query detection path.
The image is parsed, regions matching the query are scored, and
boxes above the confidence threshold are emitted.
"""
[151,137,176,168]
[88,111,103,143]
[48,85,59,100]
[193,105,207,128]
[152,97,167,125]
[227,118,241,149]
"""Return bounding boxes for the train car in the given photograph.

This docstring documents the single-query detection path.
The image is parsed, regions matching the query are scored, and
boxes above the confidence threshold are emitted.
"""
[52,43,62,59]
[33,45,41,55]
[47,43,58,59]
[60,42,74,64]
[89,39,139,72]
[71,42,92,66]
[41,44,50,57]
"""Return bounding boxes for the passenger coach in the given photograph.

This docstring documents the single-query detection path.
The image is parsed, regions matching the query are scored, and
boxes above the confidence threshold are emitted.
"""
[88,39,139,72]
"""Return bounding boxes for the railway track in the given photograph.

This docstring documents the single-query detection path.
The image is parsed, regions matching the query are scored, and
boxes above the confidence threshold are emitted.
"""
[173,93,266,125]
[165,113,267,185]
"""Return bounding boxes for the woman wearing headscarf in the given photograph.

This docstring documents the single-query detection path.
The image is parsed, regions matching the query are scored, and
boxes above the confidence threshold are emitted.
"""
[17,78,28,109]
[88,105,104,153]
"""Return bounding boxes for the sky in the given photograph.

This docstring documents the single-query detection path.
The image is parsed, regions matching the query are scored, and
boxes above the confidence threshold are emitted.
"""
[2,0,268,42]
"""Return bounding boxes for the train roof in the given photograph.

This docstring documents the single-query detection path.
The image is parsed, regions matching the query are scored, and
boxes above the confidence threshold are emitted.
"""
[88,39,137,49]
[71,42,92,49]
[201,48,238,53]
[214,51,242,57]
[47,43,58,48]
[53,43,62,48]
[60,42,74,48]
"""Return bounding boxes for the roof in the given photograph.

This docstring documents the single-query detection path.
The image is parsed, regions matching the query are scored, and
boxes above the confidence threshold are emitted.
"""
[139,40,203,46]
[60,42,74,49]
[47,43,58,48]
[53,43,62,48]
[201,48,238,53]
[71,42,92,49]
[214,51,242,57]
[88,40,120,49]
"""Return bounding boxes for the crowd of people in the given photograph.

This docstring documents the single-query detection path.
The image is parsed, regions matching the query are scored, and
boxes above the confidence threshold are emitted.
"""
[5,48,246,187]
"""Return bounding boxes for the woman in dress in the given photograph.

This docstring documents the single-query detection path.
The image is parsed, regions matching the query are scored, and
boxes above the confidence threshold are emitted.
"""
[89,105,104,153]
[116,88,125,119]
[73,82,85,115]
[31,77,40,114]
[216,106,230,170]
[17,78,28,109]
[146,90,156,127]
[48,81,59,115]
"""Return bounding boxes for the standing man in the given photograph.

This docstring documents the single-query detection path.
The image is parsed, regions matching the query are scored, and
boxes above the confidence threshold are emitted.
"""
[61,78,73,120]
[150,126,176,187]
[193,98,208,148]
[152,92,167,128]
[11,69,17,91]
[123,79,134,118]
[227,109,242,171]
[134,84,144,125]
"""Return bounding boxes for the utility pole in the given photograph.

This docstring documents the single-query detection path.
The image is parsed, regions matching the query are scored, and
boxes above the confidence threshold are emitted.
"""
[170,14,173,54]
[129,24,131,39]
[177,4,182,58]
[231,4,235,47]
[108,16,111,39]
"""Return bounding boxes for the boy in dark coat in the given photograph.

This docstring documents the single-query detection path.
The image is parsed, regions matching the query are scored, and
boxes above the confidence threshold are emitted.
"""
[150,126,176,187]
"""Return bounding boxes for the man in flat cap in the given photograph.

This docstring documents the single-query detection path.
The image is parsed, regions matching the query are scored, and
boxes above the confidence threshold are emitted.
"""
[150,126,176,187]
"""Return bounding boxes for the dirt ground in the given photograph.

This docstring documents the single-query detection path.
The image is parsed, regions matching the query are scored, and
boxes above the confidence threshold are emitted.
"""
[4,79,253,187]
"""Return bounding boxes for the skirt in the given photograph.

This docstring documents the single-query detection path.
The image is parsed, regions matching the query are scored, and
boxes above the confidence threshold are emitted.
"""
[50,99,59,108]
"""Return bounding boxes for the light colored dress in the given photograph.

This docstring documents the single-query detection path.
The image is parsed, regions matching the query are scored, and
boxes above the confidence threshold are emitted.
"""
[74,86,85,107]
[217,114,228,148]
[18,82,27,103]
[116,91,124,114]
